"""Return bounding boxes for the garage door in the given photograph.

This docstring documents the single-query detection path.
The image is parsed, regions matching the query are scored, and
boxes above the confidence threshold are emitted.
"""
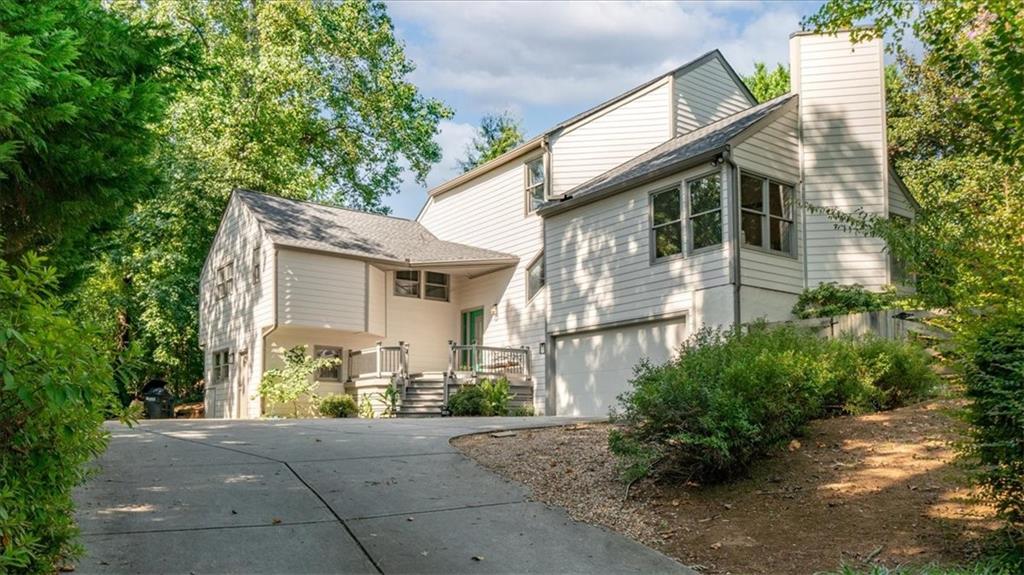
[553,318,689,416]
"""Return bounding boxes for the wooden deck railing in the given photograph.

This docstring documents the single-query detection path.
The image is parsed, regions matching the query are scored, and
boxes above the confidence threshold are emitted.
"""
[447,342,531,377]
[348,341,409,380]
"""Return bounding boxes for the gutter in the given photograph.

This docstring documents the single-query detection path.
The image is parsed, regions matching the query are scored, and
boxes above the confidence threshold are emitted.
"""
[260,246,280,403]
[721,147,742,330]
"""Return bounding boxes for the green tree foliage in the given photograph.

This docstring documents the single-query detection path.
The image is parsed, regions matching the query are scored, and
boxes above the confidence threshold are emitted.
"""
[0,251,130,573]
[259,345,341,417]
[792,283,899,319]
[457,111,525,173]
[0,0,198,260]
[91,0,452,397]
[742,62,790,102]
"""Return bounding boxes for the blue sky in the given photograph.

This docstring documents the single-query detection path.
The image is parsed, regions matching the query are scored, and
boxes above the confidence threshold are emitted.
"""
[384,0,826,218]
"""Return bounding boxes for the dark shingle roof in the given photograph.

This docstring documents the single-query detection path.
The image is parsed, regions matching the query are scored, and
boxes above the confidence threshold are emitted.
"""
[236,191,518,267]
[538,93,798,216]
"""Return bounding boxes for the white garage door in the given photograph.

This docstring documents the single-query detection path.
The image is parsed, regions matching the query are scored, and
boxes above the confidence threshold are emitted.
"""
[553,318,688,416]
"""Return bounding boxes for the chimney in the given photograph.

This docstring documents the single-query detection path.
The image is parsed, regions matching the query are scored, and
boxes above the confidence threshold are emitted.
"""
[790,30,891,290]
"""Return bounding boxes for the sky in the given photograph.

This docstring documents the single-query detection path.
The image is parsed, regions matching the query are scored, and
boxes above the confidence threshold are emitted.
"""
[384,0,826,219]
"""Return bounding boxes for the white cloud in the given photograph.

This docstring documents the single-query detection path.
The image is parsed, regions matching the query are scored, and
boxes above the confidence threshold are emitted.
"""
[391,1,805,110]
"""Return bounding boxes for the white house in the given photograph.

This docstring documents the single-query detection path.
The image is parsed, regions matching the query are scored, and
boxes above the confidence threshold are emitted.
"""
[199,30,917,419]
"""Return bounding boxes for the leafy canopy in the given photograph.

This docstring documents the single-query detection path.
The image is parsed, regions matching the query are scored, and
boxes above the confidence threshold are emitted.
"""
[742,62,790,102]
[0,0,198,260]
[259,346,341,417]
[457,111,525,173]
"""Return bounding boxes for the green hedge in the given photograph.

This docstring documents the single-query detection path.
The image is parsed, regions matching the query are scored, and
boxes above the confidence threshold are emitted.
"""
[316,394,358,418]
[609,323,938,484]
[792,282,898,319]
[0,253,121,573]
[447,378,514,416]
[963,313,1024,547]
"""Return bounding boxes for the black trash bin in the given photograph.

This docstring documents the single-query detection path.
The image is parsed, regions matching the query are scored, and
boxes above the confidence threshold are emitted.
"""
[142,380,174,419]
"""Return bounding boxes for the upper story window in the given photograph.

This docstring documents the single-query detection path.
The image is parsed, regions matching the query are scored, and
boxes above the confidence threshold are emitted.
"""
[740,173,795,256]
[651,186,683,260]
[212,349,232,385]
[314,345,343,381]
[525,157,546,213]
[394,270,420,298]
[688,173,723,251]
[215,262,234,299]
[527,251,545,301]
[424,272,450,302]
[252,246,261,283]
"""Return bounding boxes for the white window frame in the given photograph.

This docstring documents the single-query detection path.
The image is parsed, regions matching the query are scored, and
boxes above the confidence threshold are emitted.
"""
[649,185,684,262]
[686,172,724,254]
[215,262,234,299]
[252,246,261,283]
[526,251,545,302]
[424,271,450,302]
[739,171,796,258]
[394,270,421,298]
[314,345,343,381]
[525,157,546,213]
[211,349,232,385]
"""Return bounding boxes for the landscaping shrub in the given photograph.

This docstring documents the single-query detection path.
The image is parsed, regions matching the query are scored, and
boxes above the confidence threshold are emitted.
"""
[792,282,898,319]
[447,378,514,416]
[962,313,1024,547]
[316,394,358,418]
[0,253,124,573]
[609,323,937,484]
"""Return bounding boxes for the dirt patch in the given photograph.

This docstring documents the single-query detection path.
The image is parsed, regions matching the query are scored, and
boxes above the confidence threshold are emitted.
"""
[452,401,998,574]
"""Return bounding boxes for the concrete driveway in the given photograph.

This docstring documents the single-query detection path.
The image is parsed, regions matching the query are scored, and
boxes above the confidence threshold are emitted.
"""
[74,417,692,574]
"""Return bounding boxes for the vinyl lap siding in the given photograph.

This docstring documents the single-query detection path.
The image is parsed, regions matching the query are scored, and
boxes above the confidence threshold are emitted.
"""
[199,196,266,418]
[545,165,732,335]
[550,80,672,195]
[733,106,803,294]
[795,33,889,290]
[889,179,914,218]
[383,272,460,373]
[675,57,753,135]
[276,249,366,330]
[366,264,386,337]
[419,161,547,410]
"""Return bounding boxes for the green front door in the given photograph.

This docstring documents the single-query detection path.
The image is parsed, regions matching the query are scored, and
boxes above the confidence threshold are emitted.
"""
[460,308,484,370]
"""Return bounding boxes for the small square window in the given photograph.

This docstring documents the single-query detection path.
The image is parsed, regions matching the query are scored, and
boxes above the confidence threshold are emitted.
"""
[740,172,795,256]
[394,270,420,298]
[215,262,234,299]
[211,349,232,385]
[424,272,450,302]
[314,346,343,381]
[525,158,546,213]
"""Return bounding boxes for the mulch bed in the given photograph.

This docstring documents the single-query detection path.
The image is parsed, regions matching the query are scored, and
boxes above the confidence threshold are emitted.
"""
[452,401,998,575]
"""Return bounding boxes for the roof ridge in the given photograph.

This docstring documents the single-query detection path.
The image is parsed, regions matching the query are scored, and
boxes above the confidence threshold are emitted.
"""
[234,188,416,224]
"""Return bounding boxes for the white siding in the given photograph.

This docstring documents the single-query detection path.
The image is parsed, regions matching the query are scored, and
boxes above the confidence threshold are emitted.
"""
[366,264,386,337]
[733,106,804,294]
[889,177,915,219]
[792,32,890,290]
[545,163,733,335]
[419,160,547,411]
[549,80,672,195]
[199,195,268,418]
[383,271,460,373]
[675,56,753,135]
[276,249,366,331]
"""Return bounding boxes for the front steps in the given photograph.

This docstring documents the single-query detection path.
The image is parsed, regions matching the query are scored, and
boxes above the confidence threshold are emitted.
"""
[396,372,534,418]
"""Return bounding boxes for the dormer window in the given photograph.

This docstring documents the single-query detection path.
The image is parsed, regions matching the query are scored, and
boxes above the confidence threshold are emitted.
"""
[525,157,546,213]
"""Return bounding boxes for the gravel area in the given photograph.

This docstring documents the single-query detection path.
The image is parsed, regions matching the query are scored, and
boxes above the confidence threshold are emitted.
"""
[453,401,999,575]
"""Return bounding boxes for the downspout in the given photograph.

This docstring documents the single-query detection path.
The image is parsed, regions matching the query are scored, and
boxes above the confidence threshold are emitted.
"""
[260,246,280,415]
[722,146,742,330]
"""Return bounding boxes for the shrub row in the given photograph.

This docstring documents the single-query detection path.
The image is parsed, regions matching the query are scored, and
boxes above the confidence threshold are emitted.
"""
[792,282,899,319]
[316,394,358,418]
[609,323,938,484]
[962,313,1024,548]
[447,378,527,416]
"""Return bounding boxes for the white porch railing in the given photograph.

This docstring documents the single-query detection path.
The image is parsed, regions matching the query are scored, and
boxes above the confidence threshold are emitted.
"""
[447,341,531,378]
[348,341,409,381]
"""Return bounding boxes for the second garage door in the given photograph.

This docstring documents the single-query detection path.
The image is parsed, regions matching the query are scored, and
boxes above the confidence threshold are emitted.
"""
[553,317,689,416]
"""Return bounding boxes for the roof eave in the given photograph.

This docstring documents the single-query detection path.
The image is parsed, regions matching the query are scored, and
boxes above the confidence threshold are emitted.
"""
[427,136,544,198]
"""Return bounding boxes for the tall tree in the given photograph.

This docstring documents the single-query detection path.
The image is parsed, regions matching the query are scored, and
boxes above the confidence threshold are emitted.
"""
[0,0,198,260]
[457,111,525,173]
[94,0,452,396]
[742,62,790,102]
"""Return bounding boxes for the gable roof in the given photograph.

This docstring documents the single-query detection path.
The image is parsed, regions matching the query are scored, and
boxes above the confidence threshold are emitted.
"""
[425,50,755,199]
[235,190,518,268]
[537,93,798,216]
